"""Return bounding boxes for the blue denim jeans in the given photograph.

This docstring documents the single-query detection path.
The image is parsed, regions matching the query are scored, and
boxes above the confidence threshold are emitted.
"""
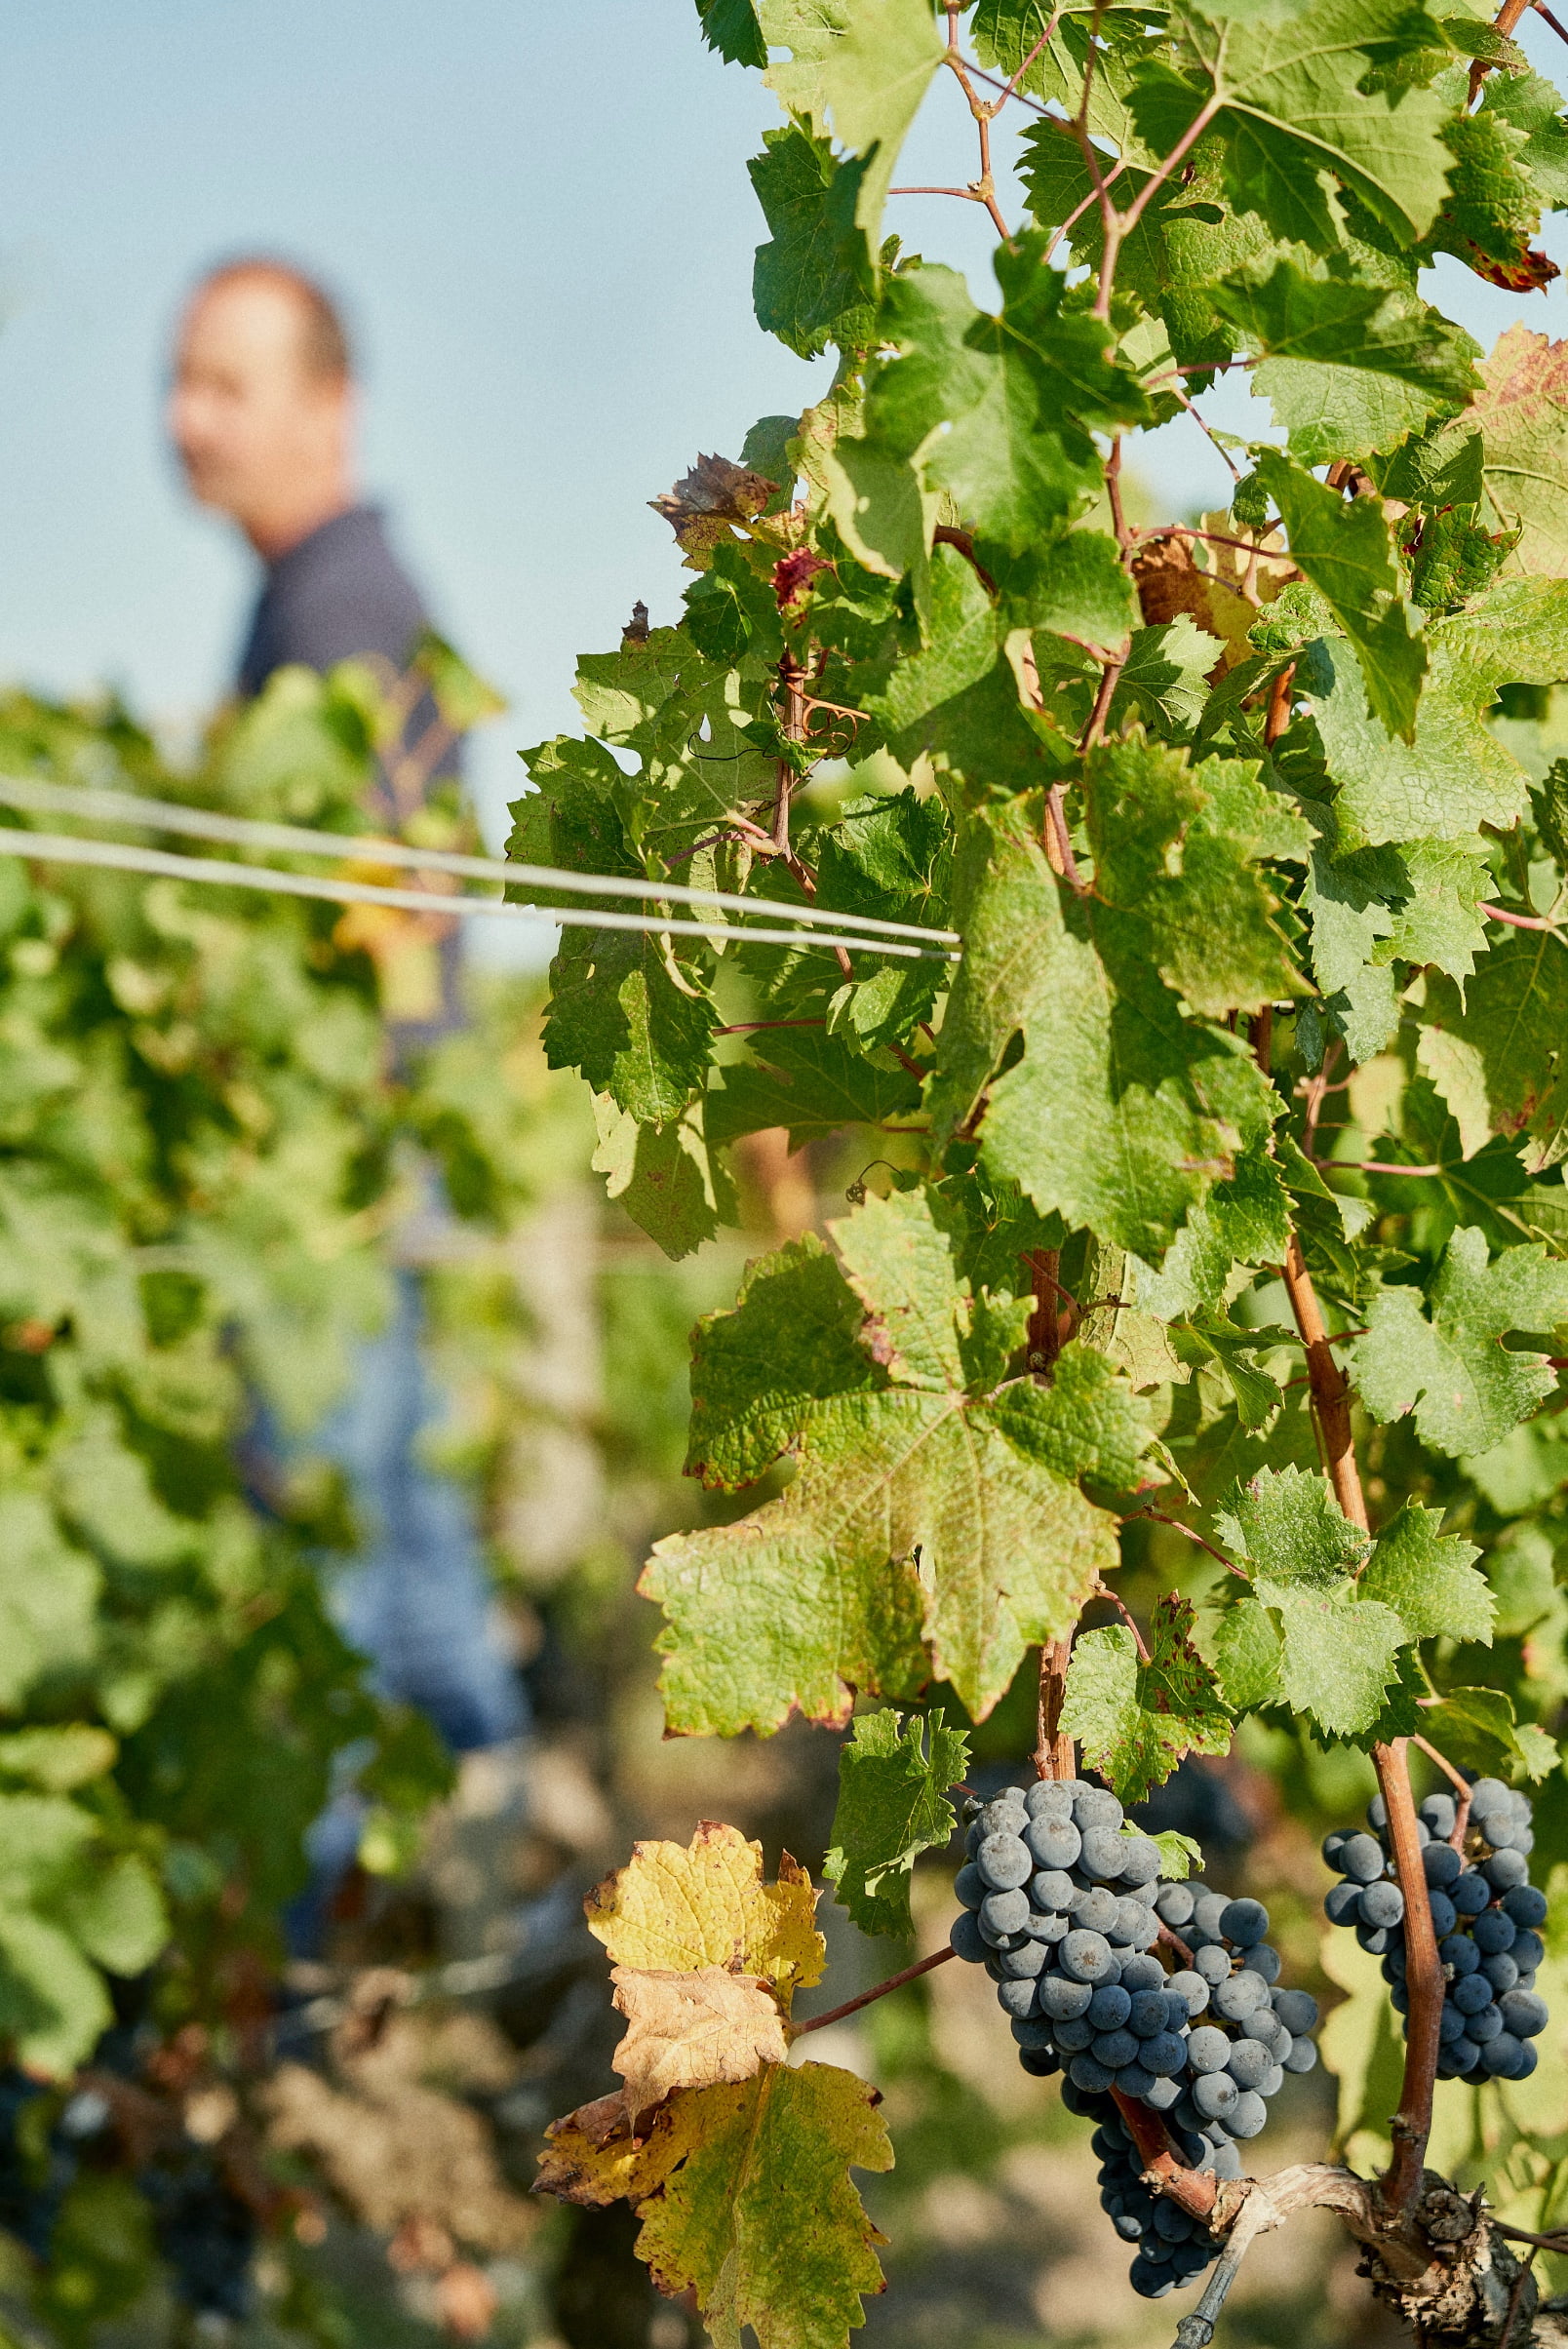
[317,1268,528,1754]
[278,1268,529,1958]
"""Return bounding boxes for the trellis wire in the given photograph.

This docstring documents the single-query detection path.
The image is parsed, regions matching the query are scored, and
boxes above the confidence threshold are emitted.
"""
[0,827,948,960]
[0,773,959,949]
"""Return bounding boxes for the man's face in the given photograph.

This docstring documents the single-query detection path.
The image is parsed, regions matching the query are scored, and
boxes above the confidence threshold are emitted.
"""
[168,277,349,545]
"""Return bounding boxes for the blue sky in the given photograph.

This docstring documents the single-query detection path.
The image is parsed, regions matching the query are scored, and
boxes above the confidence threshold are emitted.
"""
[2,0,1567,875]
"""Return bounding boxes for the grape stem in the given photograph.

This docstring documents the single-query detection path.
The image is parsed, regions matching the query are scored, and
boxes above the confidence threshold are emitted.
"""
[1166,2182,1277,2349]
[1035,1638,1078,1780]
[1277,1238,1443,2229]
[1410,1732,1473,1852]
[791,1945,957,2036]
[1112,2091,1218,2220]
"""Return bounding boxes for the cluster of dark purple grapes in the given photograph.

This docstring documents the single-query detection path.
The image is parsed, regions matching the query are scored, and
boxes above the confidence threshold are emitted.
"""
[1324,1778,1548,2085]
[953,1779,1319,2298]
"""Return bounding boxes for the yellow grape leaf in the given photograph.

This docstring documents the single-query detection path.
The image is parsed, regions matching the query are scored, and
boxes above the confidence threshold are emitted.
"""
[585,1820,825,2009]
[636,2060,891,2349]
[611,1966,789,2114]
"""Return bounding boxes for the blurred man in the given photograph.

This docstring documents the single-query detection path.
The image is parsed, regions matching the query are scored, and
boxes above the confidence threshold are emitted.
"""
[171,259,429,701]
[169,262,527,1928]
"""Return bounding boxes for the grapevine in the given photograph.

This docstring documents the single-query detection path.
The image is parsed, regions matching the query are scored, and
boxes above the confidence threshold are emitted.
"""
[0,665,556,2332]
[524,0,1568,2341]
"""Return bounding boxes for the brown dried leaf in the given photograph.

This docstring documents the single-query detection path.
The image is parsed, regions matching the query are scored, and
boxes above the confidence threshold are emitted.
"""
[1467,242,1560,294]
[651,452,776,529]
[649,452,778,567]
[1132,537,1252,674]
[533,2089,678,2209]
[611,1965,789,2115]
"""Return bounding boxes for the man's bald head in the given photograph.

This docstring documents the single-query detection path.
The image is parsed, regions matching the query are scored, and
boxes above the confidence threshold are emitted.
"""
[169,259,358,559]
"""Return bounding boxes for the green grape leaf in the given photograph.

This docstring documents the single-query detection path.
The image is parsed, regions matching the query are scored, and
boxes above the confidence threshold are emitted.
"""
[684,543,785,667]
[990,1345,1156,1494]
[1206,1595,1287,1712]
[0,1492,99,1709]
[591,1092,736,1261]
[856,256,1141,559]
[1358,1501,1494,1645]
[1252,1579,1408,1738]
[686,1233,883,1490]
[1350,1227,1568,1457]
[1168,1315,1287,1432]
[1206,1461,1418,1742]
[749,125,880,360]
[545,928,717,1124]
[1431,98,1539,264]
[992,530,1140,649]
[1300,575,1568,847]
[707,1028,922,1151]
[1153,0,1454,252]
[697,0,767,68]
[1108,617,1226,741]
[1416,928,1568,1170]
[1059,1596,1234,1804]
[1377,838,1493,982]
[59,1855,167,1977]
[1215,258,1478,465]
[1473,325,1568,575]
[1217,1464,1371,1582]
[1132,1140,1295,1321]
[0,1905,113,2080]
[0,1727,116,1794]
[823,1706,969,1935]
[1255,451,1426,741]
[1147,1831,1203,1881]
[762,0,945,242]
[1083,736,1310,1017]
[643,1186,1120,1732]
[928,793,1274,1264]
[1419,1686,1558,1782]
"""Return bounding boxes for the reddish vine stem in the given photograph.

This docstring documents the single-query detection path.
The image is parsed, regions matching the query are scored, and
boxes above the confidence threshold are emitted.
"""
[1277,1241,1441,2227]
[1411,1733,1473,1851]
[932,524,999,598]
[792,1945,957,2036]
[1538,0,1568,55]
[1090,1583,1151,1664]
[1026,1247,1064,1375]
[1264,661,1295,746]
[1125,1508,1248,1578]
[1078,662,1122,753]
[1156,1919,1196,1969]
[1278,1236,1363,1526]
[1470,0,1532,103]
[1035,1640,1077,1781]
[1482,900,1563,933]
[1113,2091,1219,2220]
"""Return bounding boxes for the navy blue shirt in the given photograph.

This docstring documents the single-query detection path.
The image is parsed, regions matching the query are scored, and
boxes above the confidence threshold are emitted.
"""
[237,503,463,1044]
[237,505,428,700]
